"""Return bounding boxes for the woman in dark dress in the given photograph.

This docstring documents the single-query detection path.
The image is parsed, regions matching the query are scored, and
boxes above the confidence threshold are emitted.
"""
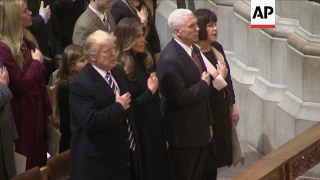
[111,0,161,65]
[115,18,172,180]
[58,44,87,153]
[194,9,240,180]
[0,0,57,170]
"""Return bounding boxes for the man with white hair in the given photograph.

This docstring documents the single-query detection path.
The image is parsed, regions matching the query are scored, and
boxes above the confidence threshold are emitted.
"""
[157,9,213,180]
[69,30,141,180]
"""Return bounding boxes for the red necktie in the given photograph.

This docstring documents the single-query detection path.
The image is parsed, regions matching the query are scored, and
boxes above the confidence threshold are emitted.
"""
[191,49,203,74]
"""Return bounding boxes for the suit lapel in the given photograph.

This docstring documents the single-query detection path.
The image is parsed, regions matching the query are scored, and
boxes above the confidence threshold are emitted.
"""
[86,8,108,31]
[111,67,127,95]
[172,39,200,75]
[192,44,207,72]
[87,64,115,100]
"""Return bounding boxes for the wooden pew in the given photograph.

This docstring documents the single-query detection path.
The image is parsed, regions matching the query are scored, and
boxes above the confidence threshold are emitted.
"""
[47,150,70,180]
[11,167,43,180]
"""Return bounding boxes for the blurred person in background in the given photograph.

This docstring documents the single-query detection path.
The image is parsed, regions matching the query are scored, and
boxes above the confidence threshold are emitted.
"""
[27,0,63,83]
[0,65,18,180]
[73,0,116,46]
[54,0,87,49]
[111,0,161,66]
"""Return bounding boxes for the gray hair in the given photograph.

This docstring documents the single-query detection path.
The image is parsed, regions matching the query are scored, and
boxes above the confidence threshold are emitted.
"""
[168,9,193,32]
[83,30,116,61]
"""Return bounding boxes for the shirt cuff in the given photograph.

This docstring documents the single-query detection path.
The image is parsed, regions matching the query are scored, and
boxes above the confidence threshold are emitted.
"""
[212,74,227,91]
[39,12,48,24]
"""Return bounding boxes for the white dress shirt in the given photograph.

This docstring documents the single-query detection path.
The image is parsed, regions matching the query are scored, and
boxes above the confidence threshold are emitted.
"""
[89,4,107,25]
[92,65,119,91]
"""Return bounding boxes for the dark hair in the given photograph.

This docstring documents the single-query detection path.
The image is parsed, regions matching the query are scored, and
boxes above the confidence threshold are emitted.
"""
[59,44,84,84]
[193,9,217,41]
[115,18,153,80]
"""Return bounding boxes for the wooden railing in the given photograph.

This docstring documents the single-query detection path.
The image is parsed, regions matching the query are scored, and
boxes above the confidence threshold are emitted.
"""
[234,122,320,180]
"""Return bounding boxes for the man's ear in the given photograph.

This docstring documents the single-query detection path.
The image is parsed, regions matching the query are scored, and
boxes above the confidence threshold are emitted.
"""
[173,28,180,36]
[89,54,96,62]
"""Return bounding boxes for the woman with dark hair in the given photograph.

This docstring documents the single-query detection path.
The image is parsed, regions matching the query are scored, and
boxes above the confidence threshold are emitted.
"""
[0,0,57,170]
[115,17,172,180]
[58,44,87,153]
[194,8,240,180]
[111,0,161,66]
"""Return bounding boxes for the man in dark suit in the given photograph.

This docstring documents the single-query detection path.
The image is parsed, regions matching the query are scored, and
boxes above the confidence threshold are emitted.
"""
[157,9,213,180]
[72,0,116,46]
[69,30,140,180]
[27,0,63,83]
[54,0,87,49]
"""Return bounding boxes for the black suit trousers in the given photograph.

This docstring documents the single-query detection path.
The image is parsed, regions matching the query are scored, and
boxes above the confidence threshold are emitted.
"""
[130,149,140,180]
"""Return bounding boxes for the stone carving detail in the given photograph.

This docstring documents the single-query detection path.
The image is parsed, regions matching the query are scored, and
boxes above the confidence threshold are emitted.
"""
[266,167,285,180]
[267,171,282,180]
[290,146,320,178]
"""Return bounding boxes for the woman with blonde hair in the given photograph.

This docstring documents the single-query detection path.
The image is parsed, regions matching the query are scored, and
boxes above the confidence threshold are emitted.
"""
[115,18,172,180]
[0,0,56,170]
[111,0,161,66]
[58,44,87,153]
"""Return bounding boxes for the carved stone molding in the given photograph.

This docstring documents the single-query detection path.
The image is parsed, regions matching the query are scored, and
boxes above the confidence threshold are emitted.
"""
[211,0,240,6]
[277,91,320,121]
[288,33,320,56]
[289,144,320,178]
[233,1,299,39]
[249,76,287,102]
[233,1,250,21]
[229,56,259,84]
[234,1,320,56]
[296,26,320,44]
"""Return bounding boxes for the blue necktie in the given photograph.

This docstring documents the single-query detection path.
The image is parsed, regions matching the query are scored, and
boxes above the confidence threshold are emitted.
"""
[105,72,136,151]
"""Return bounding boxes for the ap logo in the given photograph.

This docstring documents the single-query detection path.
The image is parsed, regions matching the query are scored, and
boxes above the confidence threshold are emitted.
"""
[251,0,275,28]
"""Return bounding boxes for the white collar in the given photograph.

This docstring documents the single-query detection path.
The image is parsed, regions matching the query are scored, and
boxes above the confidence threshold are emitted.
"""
[92,64,109,78]
[89,4,105,21]
[174,38,192,58]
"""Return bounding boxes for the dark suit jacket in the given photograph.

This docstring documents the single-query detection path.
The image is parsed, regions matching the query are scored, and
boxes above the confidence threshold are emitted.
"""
[69,64,140,180]
[57,82,71,153]
[27,0,63,57]
[72,8,116,46]
[54,0,86,48]
[157,39,212,148]
[111,0,161,54]
[27,0,63,83]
